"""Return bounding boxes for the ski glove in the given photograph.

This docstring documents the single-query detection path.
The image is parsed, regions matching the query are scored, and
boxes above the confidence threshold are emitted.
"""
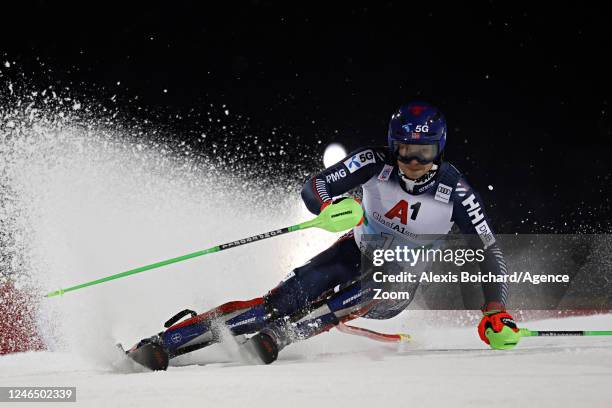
[320,197,364,226]
[478,302,518,346]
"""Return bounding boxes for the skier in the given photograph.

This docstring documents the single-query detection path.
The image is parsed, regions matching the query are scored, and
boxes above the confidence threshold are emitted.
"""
[126,102,518,370]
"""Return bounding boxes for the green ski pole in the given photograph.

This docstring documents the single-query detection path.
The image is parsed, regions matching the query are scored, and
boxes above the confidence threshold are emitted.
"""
[45,198,363,298]
[518,329,612,337]
[486,326,612,350]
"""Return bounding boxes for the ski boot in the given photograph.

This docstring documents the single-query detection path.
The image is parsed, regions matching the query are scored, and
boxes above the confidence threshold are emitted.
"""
[123,335,170,371]
[243,332,279,364]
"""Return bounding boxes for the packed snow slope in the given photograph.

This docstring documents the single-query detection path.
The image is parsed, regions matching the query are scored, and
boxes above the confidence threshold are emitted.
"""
[2,314,612,408]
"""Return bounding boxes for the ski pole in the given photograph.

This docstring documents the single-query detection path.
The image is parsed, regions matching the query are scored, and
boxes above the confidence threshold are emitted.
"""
[519,328,612,337]
[486,326,612,349]
[45,198,363,298]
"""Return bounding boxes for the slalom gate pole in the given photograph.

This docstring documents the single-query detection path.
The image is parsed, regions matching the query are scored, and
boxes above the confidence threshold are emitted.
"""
[45,198,363,298]
[336,322,412,343]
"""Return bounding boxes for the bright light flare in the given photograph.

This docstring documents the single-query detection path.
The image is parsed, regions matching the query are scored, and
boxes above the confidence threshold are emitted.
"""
[323,143,347,168]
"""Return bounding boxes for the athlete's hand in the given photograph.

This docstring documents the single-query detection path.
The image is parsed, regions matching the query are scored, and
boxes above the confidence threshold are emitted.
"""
[478,302,518,347]
[320,196,350,211]
[320,197,364,225]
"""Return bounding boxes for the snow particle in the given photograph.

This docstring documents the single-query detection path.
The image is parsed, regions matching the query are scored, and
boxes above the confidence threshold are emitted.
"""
[488,185,494,191]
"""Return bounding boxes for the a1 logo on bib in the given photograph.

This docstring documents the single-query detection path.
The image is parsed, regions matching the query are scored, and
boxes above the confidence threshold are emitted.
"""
[344,149,376,173]
[384,199,422,224]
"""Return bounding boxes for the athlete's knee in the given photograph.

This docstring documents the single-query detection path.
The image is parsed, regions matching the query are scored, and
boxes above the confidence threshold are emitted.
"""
[264,271,312,317]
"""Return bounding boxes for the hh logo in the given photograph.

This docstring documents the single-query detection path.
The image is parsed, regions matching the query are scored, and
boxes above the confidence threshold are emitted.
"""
[461,193,496,248]
[384,200,422,224]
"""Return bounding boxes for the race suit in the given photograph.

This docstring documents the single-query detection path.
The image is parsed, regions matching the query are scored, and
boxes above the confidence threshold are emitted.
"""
[139,146,508,357]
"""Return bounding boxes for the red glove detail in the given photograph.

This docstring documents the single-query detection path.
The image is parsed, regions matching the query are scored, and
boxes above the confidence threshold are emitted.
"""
[353,197,364,226]
[320,201,332,212]
[477,304,518,345]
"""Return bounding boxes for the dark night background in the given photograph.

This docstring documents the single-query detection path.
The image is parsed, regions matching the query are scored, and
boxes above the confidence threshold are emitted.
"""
[1,1,611,233]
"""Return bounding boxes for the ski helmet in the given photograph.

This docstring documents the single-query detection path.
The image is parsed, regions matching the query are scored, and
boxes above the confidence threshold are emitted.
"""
[387,102,447,164]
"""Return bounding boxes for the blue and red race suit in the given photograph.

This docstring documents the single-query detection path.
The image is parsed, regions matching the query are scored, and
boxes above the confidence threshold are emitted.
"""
[137,147,508,357]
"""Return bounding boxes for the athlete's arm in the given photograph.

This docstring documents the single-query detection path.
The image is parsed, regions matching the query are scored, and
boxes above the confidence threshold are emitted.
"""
[301,147,388,214]
[451,177,509,308]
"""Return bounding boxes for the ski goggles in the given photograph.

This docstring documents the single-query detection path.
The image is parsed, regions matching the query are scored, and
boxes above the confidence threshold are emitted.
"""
[393,141,439,164]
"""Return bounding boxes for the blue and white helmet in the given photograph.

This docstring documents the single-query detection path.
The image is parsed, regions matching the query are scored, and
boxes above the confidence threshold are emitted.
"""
[387,102,447,164]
